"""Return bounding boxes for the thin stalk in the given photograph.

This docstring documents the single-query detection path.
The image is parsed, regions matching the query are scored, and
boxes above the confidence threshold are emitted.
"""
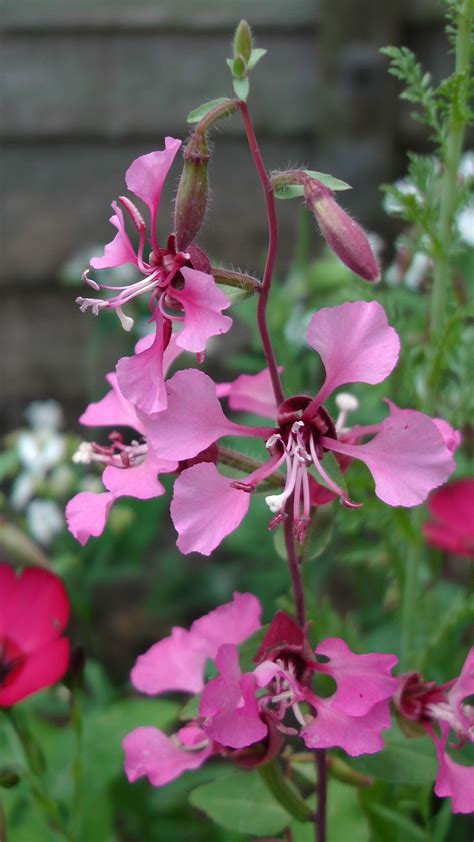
[211,266,262,295]
[283,509,306,634]
[400,509,424,671]
[427,0,474,411]
[5,709,73,841]
[239,101,284,406]
[315,751,327,842]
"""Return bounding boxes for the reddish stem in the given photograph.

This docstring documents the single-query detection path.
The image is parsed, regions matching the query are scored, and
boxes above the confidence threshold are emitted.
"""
[283,506,306,627]
[239,101,284,406]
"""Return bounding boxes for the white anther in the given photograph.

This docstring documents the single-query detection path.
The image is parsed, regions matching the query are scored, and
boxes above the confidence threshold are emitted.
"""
[335,393,359,413]
[116,306,134,332]
[72,442,94,464]
[265,492,287,513]
[266,433,282,450]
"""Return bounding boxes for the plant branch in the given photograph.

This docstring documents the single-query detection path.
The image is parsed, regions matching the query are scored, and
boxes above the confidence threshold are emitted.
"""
[238,101,285,406]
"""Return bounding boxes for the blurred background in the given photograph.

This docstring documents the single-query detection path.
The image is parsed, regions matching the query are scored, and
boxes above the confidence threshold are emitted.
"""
[2,3,473,839]
[2,0,449,428]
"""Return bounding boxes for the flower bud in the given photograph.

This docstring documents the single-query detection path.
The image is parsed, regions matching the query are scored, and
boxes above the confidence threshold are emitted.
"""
[234,20,253,63]
[304,179,380,282]
[174,132,210,251]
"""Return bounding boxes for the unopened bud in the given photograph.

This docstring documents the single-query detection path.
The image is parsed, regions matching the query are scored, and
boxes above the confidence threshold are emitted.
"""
[174,133,210,251]
[304,180,380,282]
[234,20,252,63]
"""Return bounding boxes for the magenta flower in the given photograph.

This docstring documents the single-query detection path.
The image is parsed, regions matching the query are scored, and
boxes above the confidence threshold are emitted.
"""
[76,138,232,416]
[65,337,180,545]
[395,648,474,814]
[0,563,70,706]
[146,300,455,555]
[123,592,262,786]
[423,478,474,558]
[123,603,398,788]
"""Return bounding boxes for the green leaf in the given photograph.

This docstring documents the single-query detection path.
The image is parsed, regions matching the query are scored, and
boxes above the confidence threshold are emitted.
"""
[233,77,249,102]
[299,507,333,563]
[187,98,232,124]
[368,804,427,840]
[230,55,247,80]
[190,769,291,836]
[215,282,254,305]
[350,728,437,785]
[179,693,201,722]
[247,48,267,71]
[290,780,369,842]
[274,170,352,200]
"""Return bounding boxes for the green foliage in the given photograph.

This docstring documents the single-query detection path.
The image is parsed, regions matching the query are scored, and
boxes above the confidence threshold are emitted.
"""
[190,769,291,836]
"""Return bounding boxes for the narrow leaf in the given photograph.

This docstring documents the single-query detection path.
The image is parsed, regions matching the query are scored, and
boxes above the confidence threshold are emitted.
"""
[187,98,232,124]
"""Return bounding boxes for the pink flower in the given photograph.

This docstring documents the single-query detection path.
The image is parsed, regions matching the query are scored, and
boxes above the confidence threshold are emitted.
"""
[66,343,179,545]
[75,139,232,416]
[423,478,474,558]
[395,649,474,813]
[147,301,455,555]
[123,592,262,786]
[0,563,70,706]
[123,604,398,788]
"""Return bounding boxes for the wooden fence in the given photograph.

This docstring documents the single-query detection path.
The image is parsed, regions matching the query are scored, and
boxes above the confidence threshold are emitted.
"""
[1,0,446,425]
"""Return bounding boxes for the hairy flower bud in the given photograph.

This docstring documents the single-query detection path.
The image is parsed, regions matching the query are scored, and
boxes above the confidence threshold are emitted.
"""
[234,20,253,63]
[304,179,380,282]
[174,132,210,251]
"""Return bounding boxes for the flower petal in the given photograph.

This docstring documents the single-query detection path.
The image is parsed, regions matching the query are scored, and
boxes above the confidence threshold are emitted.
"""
[131,592,260,697]
[302,697,391,756]
[200,645,267,749]
[307,301,400,406]
[424,479,474,557]
[116,314,167,417]
[131,626,210,695]
[171,463,251,555]
[0,638,69,707]
[103,450,174,501]
[217,368,281,420]
[147,370,264,462]
[90,202,138,269]
[4,567,69,653]
[433,725,474,814]
[171,268,232,354]
[123,726,211,787]
[125,138,181,243]
[65,491,115,545]
[191,592,262,653]
[315,638,398,716]
[80,373,144,433]
[323,407,455,507]
[0,564,17,639]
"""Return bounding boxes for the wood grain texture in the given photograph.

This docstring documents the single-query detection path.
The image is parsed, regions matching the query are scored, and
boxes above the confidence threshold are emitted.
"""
[1,32,317,138]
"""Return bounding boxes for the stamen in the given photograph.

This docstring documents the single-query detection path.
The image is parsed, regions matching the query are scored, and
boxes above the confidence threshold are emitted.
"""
[116,306,134,332]
[72,442,94,464]
[118,195,146,232]
[309,435,361,508]
[82,270,100,291]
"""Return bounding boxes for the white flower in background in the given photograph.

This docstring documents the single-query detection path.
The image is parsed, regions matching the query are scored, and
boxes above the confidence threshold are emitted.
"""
[26,499,64,546]
[383,179,422,215]
[404,251,432,290]
[10,400,66,510]
[457,202,474,246]
[459,151,474,180]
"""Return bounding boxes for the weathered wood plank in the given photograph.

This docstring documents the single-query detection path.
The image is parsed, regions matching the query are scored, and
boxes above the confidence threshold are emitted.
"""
[1,138,315,285]
[1,32,317,138]
[1,0,442,31]
[0,289,124,429]
[1,0,317,31]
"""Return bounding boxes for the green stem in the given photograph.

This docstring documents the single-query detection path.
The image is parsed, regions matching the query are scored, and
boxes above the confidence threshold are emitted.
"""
[399,509,424,671]
[69,688,83,839]
[211,266,262,295]
[427,0,474,411]
[259,760,313,823]
[4,709,73,841]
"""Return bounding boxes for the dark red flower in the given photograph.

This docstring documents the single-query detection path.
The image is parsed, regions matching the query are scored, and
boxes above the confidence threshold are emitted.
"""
[423,478,474,558]
[0,563,70,706]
